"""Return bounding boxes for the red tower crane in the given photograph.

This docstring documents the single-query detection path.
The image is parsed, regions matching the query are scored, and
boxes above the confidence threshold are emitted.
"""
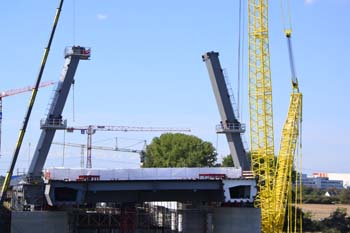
[0,81,55,157]
[65,125,190,168]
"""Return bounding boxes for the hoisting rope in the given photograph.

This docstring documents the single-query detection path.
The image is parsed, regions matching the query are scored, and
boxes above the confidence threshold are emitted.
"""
[281,0,298,90]
[280,0,293,35]
[298,111,303,233]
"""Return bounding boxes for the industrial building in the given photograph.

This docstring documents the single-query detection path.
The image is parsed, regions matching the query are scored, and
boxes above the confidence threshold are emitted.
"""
[301,174,344,189]
[306,172,350,189]
[327,173,350,188]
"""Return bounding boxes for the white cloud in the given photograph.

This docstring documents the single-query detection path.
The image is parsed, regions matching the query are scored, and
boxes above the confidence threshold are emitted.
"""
[97,14,108,20]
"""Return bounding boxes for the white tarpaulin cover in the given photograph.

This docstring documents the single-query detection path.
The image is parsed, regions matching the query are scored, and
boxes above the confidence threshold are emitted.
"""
[44,167,242,181]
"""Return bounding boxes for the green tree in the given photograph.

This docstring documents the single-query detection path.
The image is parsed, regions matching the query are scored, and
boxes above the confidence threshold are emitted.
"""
[222,155,234,167]
[143,133,217,167]
[339,189,350,204]
[322,208,350,233]
[221,151,251,167]
[283,206,321,232]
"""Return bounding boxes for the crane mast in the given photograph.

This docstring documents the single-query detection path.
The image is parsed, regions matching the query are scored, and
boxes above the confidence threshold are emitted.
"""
[202,51,250,171]
[28,46,90,178]
[248,0,275,231]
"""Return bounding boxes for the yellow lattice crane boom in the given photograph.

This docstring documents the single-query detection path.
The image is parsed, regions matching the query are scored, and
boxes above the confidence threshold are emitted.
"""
[248,1,303,232]
[273,7,303,229]
[273,91,302,232]
[248,0,275,231]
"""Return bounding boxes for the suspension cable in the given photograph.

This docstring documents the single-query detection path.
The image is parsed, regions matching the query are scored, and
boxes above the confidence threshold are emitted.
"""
[240,1,245,122]
[236,0,242,120]
[73,0,76,45]
[72,80,76,121]
[72,0,77,121]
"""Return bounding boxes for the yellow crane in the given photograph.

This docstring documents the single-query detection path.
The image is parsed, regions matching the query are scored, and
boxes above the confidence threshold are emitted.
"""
[273,3,303,231]
[248,0,276,231]
[247,1,303,232]
[273,87,302,232]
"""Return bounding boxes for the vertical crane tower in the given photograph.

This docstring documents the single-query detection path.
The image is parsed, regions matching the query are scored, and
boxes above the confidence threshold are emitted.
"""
[248,1,275,231]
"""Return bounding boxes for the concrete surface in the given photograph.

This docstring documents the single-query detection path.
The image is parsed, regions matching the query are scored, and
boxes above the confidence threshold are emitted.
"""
[11,211,68,233]
[212,207,261,233]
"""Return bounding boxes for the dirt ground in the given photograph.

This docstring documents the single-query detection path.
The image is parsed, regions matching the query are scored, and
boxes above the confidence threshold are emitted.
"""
[301,204,350,220]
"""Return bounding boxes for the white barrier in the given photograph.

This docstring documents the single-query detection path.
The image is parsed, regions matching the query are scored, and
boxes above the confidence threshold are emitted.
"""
[44,167,242,181]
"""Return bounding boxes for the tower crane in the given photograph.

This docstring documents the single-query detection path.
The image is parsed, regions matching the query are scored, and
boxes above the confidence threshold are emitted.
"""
[0,81,54,157]
[65,125,190,168]
[52,140,146,168]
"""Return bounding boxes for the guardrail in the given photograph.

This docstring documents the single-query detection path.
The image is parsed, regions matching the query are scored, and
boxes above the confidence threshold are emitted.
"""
[40,118,67,129]
[216,122,246,133]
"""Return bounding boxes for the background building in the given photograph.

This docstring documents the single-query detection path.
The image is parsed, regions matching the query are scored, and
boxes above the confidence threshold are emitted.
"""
[327,173,350,188]
[300,173,344,189]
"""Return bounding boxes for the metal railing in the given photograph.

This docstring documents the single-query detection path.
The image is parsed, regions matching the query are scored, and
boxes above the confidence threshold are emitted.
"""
[64,46,91,59]
[216,122,246,133]
[40,118,67,129]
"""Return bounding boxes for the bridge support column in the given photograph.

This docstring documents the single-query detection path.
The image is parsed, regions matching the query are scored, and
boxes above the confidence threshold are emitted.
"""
[178,212,183,232]
[171,212,176,232]
[206,212,213,233]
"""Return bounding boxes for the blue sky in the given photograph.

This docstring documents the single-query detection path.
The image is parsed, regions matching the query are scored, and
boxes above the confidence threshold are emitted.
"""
[0,0,349,175]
